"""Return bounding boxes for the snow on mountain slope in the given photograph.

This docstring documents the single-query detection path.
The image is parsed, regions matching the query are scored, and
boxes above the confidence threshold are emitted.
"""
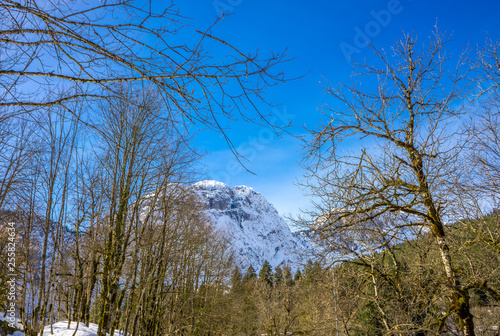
[191,180,313,270]
[189,181,418,270]
[292,210,425,263]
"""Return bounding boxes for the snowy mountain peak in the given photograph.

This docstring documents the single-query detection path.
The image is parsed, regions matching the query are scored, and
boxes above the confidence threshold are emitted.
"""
[193,179,230,190]
[191,180,311,270]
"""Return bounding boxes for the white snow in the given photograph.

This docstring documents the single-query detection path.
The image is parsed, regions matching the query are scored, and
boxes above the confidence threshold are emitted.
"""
[190,180,429,270]
[9,332,24,336]
[192,180,314,270]
[0,312,23,332]
[41,322,126,336]
[0,316,128,336]
[192,180,230,190]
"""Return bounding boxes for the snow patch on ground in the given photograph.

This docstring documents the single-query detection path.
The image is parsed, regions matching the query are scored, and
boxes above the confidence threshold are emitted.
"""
[0,312,23,335]
[0,316,128,336]
[41,322,125,336]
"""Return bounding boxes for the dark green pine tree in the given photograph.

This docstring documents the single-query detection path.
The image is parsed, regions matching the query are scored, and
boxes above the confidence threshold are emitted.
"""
[259,260,273,286]
[231,266,242,289]
[243,265,257,282]
[283,265,294,286]
[303,259,314,282]
[274,266,283,286]
[303,259,322,284]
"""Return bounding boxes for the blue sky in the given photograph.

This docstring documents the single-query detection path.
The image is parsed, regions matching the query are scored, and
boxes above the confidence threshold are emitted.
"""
[173,0,500,220]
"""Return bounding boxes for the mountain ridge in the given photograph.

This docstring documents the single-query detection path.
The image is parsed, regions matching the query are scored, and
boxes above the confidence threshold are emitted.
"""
[191,180,313,270]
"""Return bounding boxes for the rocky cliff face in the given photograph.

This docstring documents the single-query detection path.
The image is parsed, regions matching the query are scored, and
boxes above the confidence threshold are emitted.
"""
[191,180,313,270]
[190,181,420,271]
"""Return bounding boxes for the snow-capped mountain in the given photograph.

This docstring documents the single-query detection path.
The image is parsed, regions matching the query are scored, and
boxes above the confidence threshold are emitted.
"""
[191,180,313,270]
[189,180,426,271]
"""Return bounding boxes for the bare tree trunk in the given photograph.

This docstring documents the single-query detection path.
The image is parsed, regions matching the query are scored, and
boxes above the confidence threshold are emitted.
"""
[300,31,477,335]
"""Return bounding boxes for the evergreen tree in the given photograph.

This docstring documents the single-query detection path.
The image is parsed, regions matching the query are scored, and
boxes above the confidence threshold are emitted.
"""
[243,265,257,282]
[303,259,315,283]
[283,265,294,286]
[259,260,273,286]
[231,266,242,289]
[274,266,283,286]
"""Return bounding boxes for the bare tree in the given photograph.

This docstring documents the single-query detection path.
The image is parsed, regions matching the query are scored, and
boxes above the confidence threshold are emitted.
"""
[0,0,289,151]
[459,101,500,256]
[300,31,478,335]
[476,39,500,100]
[0,2,292,333]
[449,39,500,312]
[467,38,500,204]
[0,117,36,210]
